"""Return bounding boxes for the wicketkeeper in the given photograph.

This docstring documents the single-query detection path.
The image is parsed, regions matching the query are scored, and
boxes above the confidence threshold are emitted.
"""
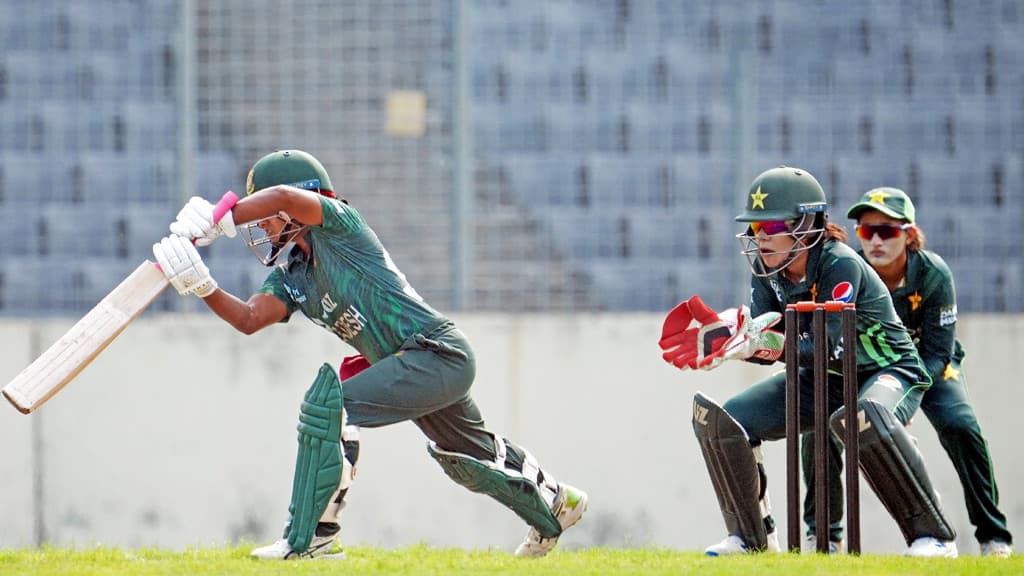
[659,166,958,557]
[153,149,587,560]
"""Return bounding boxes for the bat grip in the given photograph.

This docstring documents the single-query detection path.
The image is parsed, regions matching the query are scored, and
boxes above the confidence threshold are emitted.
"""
[211,190,239,224]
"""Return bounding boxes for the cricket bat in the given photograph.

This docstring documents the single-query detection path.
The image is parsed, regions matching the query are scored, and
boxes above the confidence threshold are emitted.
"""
[2,191,238,414]
[2,261,170,414]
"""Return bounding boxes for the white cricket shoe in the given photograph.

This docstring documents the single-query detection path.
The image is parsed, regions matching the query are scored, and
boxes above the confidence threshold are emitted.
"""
[803,534,844,554]
[705,530,781,556]
[514,483,588,558]
[250,530,343,560]
[980,540,1012,558]
[904,537,958,558]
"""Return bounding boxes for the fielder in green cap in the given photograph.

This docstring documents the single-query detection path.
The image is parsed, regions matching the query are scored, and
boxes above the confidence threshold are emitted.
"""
[151,149,588,560]
[802,187,1013,557]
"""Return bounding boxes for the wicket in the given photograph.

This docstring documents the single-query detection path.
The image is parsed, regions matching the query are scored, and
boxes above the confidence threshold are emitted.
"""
[784,301,860,554]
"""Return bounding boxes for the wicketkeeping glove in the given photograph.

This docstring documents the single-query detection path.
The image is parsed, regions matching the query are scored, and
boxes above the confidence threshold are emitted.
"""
[170,195,237,247]
[152,234,218,298]
[658,295,784,371]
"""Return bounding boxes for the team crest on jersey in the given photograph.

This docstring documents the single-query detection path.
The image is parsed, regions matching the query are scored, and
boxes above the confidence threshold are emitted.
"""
[831,281,854,303]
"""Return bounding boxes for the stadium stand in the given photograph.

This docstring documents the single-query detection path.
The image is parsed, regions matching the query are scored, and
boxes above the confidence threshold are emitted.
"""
[0,0,1020,315]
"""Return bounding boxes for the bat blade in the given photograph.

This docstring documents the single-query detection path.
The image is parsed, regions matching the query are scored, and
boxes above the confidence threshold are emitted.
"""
[2,260,169,414]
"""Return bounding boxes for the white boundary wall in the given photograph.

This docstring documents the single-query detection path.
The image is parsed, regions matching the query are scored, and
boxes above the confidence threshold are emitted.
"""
[0,313,1020,555]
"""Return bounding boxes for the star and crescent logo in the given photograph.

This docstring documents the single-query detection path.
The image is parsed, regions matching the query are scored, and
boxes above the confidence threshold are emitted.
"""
[869,189,890,204]
[750,186,768,210]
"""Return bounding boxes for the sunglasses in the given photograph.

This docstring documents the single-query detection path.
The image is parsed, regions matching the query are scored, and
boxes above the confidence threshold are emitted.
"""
[856,223,911,240]
[749,220,794,236]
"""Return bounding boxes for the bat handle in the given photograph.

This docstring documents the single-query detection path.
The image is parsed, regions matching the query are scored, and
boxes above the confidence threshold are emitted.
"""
[154,190,241,272]
[211,190,239,224]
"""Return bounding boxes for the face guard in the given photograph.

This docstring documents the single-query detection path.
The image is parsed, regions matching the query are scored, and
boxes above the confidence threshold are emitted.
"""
[736,207,827,277]
[241,179,324,266]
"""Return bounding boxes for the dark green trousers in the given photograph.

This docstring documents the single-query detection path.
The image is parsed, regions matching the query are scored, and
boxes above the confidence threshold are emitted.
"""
[803,358,1013,544]
[340,322,530,468]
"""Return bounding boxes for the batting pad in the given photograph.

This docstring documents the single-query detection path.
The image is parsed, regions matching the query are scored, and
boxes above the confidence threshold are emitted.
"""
[286,363,345,552]
[833,399,955,543]
[427,441,562,538]
[692,392,769,550]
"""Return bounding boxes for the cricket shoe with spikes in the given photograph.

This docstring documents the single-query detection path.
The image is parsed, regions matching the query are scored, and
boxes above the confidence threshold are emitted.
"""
[705,530,781,556]
[514,484,588,558]
[250,523,345,560]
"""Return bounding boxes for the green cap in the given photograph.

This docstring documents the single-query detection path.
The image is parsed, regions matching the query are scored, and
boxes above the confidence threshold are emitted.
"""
[846,187,916,223]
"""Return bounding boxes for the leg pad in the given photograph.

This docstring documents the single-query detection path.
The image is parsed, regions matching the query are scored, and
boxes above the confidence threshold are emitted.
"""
[832,398,955,543]
[693,392,768,550]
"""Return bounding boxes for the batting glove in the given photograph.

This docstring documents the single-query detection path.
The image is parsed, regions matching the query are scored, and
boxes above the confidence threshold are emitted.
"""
[170,195,237,247]
[152,234,219,298]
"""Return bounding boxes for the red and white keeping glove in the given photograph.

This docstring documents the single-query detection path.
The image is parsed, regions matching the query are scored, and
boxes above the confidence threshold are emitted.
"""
[658,295,785,371]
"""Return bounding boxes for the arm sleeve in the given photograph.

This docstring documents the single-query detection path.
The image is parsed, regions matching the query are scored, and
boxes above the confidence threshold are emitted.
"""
[918,267,958,379]
[258,267,297,321]
[749,277,780,318]
[317,196,365,235]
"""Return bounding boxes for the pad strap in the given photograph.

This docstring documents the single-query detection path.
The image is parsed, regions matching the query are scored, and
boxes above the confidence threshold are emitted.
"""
[285,363,345,552]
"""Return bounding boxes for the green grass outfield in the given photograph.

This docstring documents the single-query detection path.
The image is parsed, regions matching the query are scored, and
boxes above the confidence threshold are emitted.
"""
[0,545,1020,576]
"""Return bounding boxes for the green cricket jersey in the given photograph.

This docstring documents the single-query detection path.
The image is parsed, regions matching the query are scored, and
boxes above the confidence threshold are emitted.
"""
[259,196,449,364]
[862,248,963,380]
[749,239,925,376]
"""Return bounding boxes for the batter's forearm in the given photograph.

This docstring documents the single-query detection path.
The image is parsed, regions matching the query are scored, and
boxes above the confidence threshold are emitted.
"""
[231,186,324,226]
[201,290,274,335]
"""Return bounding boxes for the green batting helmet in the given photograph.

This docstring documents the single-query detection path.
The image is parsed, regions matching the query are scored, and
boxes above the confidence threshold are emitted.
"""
[735,166,827,222]
[245,149,334,196]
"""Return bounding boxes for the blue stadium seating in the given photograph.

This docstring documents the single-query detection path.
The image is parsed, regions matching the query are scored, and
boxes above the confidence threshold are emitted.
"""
[1,0,1022,315]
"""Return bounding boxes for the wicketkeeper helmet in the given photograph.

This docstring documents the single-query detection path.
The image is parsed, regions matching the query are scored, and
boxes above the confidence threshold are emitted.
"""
[735,166,827,223]
[735,166,829,278]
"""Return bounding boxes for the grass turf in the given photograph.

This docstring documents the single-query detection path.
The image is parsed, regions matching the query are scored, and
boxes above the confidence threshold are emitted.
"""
[0,545,1020,575]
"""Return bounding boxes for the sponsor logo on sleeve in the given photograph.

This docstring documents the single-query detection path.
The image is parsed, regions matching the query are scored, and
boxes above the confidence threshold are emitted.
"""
[939,305,957,326]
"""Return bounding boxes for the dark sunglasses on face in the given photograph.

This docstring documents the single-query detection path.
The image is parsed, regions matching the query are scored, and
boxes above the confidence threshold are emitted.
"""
[856,223,911,240]
[749,220,794,236]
